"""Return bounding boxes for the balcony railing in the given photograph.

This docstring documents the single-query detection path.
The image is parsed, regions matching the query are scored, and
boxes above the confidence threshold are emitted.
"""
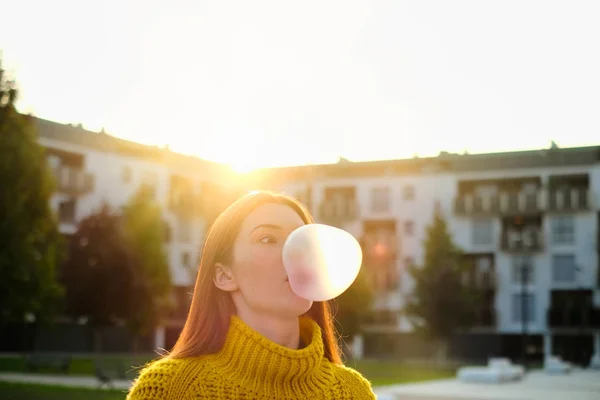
[547,187,591,212]
[547,307,600,328]
[455,187,593,217]
[500,230,543,253]
[53,166,94,195]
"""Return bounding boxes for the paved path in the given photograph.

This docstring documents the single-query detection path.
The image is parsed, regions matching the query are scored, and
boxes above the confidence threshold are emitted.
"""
[374,369,600,400]
[0,372,131,391]
[2,369,600,399]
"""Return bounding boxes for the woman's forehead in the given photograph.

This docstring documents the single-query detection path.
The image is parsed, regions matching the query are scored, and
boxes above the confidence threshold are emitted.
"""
[240,203,305,233]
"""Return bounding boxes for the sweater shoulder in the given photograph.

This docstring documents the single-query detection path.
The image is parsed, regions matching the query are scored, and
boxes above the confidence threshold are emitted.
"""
[127,356,209,400]
[329,362,376,399]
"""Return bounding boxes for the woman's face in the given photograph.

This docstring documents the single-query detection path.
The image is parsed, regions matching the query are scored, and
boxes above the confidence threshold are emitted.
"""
[224,202,313,318]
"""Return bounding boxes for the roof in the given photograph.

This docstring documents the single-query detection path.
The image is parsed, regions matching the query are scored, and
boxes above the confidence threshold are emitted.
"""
[249,145,600,184]
[32,115,600,184]
[33,116,234,179]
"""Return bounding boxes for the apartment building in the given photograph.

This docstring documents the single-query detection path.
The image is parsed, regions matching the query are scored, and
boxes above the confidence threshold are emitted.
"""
[262,147,600,365]
[34,118,600,364]
[35,117,241,350]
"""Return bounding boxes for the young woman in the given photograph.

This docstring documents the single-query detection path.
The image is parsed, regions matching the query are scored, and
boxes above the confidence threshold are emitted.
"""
[127,190,376,399]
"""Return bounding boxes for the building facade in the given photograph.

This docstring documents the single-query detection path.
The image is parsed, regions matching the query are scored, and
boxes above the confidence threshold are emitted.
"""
[35,117,600,364]
[36,118,240,351]
[265,147,600,365]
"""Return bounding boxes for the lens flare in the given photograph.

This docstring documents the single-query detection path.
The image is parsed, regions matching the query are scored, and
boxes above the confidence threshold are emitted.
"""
[282,224,363,301]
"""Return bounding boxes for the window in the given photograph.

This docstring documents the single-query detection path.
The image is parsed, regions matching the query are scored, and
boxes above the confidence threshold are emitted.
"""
[475,256,494,287]
[552,254,577,283]
[512,256,534,284]
[402,185,415,201]
[371,187,390,212]
[178,218,191,243]
[472,219,493,245]
[404,220,414,236]
[181,252,190,268]
[512,293,535,323]
[58,199,76,224]
[551,215,574,245]
[122,166,132,183]
[163,222,171,242]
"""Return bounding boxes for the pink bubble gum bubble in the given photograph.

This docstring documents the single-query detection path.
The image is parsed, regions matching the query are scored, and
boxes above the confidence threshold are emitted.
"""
[282,224,363,302]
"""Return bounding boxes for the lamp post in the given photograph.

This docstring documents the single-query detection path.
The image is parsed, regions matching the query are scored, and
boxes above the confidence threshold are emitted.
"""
[513,216,530,370]
[520,254,529,370]
[575,264,584,367]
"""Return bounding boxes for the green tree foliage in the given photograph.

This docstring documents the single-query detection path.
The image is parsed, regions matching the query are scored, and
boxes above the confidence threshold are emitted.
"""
[121,185,172,341]
[61,204,138,327]
[0,58,63,326]
[404,207,479,358]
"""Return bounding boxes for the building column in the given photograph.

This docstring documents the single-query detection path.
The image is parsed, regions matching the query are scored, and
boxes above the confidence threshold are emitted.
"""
[544,333,553,359]
[154,325,166,350]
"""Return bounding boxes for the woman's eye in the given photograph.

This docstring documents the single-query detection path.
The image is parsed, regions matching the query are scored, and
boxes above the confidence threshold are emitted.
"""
[259,235,276,244]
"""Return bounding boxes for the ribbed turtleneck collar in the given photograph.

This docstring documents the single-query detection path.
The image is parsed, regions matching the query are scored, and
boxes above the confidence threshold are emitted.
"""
[213,315,333,397]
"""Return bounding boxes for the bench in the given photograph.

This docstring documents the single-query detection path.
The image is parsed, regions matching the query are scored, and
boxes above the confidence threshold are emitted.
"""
[94,359,128,388]
[24,353,72,374]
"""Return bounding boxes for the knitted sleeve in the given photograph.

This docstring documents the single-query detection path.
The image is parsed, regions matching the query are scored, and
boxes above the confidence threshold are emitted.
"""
[335,365,377,399]
[127,358,183,400]
[127,357,210,400]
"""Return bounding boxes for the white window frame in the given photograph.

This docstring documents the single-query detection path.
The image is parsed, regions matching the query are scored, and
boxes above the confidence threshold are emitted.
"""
[371,187,390,213]
[402,185,415,201]
[472,219,493,246]
[551,215,575,245]
[551,254,577,283]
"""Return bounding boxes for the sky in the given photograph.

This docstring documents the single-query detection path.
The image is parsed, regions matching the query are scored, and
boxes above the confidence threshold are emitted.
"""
[1,0,598,171]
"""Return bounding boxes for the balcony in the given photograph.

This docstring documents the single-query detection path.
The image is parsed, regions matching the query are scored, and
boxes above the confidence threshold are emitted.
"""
[319,197,358,226]
[500,229,543,253]
[52,166,94,195]
[547,307,600,329]
[455,187,593,217]
[455,194,500,216]
[455,192,543,217]
[547,187,591,212]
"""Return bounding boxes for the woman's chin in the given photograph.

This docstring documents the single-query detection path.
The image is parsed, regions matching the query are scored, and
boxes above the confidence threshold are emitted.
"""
[286,295,313,316]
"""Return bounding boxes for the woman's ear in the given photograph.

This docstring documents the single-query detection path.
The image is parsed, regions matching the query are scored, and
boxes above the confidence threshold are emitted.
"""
[214,263,238,292]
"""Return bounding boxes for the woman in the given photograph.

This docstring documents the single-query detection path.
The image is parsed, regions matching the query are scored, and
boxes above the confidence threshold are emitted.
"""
[127,190,376,399]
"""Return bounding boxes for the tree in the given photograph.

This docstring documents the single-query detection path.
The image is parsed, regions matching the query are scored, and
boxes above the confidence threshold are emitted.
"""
[61,204,138,350]
[121,185,172,350]
[334,267,373,343]
[404,207,480,362]
[0,57,63,327]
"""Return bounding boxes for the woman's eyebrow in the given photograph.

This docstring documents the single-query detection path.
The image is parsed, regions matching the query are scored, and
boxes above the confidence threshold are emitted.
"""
[248,224,283,236]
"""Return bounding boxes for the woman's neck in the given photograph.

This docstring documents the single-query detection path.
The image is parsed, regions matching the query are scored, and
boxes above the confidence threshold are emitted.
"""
[235,307,301,349]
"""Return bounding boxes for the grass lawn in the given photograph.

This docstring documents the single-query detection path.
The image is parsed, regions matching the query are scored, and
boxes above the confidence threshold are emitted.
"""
[0,354,157,381]
[349,359,456,387]
[0,354,456,392]
[0,381,126,400]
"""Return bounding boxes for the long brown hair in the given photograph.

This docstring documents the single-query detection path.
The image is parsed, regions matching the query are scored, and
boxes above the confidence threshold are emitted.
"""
[169,190,342,363]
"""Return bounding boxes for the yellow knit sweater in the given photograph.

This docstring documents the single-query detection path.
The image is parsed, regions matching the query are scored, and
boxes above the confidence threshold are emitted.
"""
[127,316,375,399]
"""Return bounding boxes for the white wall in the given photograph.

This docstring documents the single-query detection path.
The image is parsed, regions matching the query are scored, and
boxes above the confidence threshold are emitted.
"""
[41,137,210,287]
[281,163,600,335]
